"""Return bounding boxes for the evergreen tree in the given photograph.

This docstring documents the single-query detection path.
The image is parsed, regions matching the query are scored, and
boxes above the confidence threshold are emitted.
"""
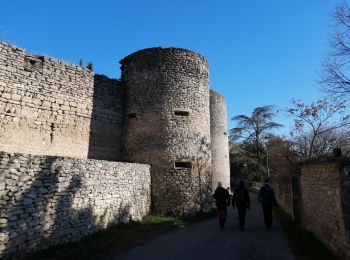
[87,61,93,71]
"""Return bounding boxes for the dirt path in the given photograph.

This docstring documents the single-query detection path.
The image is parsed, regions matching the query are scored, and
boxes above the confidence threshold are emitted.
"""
[117,195,295,260]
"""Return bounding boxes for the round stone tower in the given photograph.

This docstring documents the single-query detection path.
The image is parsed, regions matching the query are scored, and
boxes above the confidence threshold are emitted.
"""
[210,90,230,189]
[120,47,211,214]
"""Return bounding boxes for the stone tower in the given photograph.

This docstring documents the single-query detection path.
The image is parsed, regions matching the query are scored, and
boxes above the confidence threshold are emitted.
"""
[210,90,230,189]
[120,47,211,214]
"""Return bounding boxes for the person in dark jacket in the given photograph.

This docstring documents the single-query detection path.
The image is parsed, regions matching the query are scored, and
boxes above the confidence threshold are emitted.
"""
[232,180,250,231]
[258,179,277,230]
[214,182,230,228]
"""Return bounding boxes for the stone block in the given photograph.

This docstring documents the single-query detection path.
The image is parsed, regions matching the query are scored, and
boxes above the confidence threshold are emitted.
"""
[1,92,11,99]
[22,198,33,205]
[9,232,18,239]
[11,93,21,101]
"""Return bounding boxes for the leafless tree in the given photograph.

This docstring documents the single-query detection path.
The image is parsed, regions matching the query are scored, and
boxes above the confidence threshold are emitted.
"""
[286,99,350,159]
[320,3,350,99]
[192,135,213,212]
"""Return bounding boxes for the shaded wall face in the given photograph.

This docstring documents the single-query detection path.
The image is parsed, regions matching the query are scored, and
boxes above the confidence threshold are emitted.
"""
[210,90,230,189]
[273,175,294,217]
[300,162,349,257]
[0,42,124,160]
[0,151,151,259]
[340,165,350,259]
[271,161,300,220]
[121,48,212,214]
[88,75,125,161]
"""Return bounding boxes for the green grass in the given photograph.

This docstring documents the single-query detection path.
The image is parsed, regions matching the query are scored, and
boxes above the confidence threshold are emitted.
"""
[276,207,340,260]
[26,211,215,260]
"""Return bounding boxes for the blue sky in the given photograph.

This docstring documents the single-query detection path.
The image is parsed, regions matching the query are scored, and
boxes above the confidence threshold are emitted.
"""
[0,0,341,134]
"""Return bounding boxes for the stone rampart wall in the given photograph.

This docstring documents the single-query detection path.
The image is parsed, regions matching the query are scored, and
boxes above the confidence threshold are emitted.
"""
[0,42,124,160]
[0,151,151,258]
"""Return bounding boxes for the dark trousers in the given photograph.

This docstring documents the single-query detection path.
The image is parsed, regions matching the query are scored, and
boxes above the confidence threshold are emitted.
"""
[262,203,273,228]
[237,205,246,228]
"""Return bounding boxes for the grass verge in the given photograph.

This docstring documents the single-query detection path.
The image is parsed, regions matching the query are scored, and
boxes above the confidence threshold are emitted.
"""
[275,207,340,260]
[26,211,216,260]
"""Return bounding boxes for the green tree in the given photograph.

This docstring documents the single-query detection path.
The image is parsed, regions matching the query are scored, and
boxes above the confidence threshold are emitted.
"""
[230,105,282,165]
[87,61,93,71]
[230,105,282,181]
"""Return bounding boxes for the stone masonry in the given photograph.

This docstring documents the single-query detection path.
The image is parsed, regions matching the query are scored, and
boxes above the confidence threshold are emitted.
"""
[121,48,212,214]
[0,151,151,258]
[0,41,231,256]
[210,90,230,189]
[0,41,125,161]
[274,159,350,259]
[300,160,350,259]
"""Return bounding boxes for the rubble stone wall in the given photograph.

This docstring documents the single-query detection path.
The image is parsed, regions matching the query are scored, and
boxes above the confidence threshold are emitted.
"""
[0,42,124,160]
[121,47,212,214]
[0,151,151,258]
[210,90,230,189]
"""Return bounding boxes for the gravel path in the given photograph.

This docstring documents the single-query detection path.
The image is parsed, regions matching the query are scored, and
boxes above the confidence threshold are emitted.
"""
[117,195,295,260]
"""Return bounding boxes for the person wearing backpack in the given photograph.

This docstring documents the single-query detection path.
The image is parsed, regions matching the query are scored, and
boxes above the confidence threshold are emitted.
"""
[258,179,277,230]
[213,182,230,228]
[232,180,250,231]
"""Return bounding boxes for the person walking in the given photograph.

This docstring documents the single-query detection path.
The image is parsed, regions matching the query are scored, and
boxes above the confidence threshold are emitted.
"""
[213,182,230,228]
[258,179,277,230]
[232,180,250,231]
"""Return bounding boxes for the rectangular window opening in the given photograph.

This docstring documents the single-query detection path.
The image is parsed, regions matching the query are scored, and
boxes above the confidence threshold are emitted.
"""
[127,113,136,118]
[174,110,190,116]
[24,55,44,72]
[174,161,192,169]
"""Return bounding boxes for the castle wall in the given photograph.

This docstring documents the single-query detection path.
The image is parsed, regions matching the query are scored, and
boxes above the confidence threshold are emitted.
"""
[210,90,230,189]
[0,151,151,259]
[0,42,124,161]
[121,48,212,214]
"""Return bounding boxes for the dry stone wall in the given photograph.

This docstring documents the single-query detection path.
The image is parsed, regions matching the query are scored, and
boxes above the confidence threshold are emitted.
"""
[0,42,125,161]
[121,48,212,214]
[0,151,151,259]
